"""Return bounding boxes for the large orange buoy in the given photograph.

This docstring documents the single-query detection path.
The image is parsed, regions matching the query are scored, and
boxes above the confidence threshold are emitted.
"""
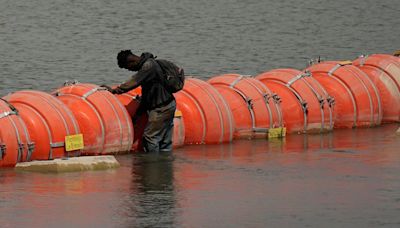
[353,54,400,89]
[353,57,400,122]
[174,77,234,144]
[4,90,80,160]
[256,69,334,134]
[0,98,34,167]
[114,87,146,152]
[54,82,133,155]
[307,61,382,128]
[208,74,282,139]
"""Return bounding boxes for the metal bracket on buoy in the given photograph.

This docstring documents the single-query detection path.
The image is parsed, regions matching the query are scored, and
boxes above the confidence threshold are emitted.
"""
[286,70,312,87]
[246,98,254,110]
[328,64,342,76]
[262,93,270,104]
[27,142,35,161]
[327,96,335,108]
[319,98,325,109]
[64,80,80,86]
[0,98,19,116]
[301,101,308,115]
[17,143,25,162]
[0,111,17,120]
[271,94,281,104]
[0,143,6,160]
[358,54,368,66]
[82,87,107,99]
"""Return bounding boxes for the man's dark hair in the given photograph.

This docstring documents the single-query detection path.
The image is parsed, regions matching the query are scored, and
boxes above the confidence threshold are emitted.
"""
[117,50,133,68]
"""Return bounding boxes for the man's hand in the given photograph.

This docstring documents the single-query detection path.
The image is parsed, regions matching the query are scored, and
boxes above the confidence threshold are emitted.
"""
[100,84,114,93]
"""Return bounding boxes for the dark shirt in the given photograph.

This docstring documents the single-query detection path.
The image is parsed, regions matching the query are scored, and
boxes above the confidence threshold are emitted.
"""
[114,53,174,111]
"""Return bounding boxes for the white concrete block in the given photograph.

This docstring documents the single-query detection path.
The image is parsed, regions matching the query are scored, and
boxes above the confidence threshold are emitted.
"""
[15,155,120,173]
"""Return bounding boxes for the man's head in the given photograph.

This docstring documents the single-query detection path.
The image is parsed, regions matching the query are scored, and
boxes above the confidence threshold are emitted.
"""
[117,50,141,71]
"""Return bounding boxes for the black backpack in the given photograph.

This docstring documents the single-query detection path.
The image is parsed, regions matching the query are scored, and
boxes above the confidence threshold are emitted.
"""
[156,59,185,93]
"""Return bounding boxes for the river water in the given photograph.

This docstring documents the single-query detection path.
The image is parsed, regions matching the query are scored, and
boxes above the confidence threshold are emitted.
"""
[1,125,400,227]
[1,0,400,227]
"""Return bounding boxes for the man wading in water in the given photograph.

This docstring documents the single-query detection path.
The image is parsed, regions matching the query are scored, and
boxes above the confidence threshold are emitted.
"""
[102,50,183,154]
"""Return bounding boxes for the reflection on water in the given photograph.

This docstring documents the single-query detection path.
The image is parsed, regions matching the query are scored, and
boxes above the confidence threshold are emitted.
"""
[1,124,400,227]
[124,154,177,227]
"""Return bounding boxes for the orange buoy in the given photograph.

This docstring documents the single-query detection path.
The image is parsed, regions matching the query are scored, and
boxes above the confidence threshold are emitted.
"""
[353,54,400,89]
[353,58,400,122]
[306,61,382,128]
[256,69,334,134]
[0,98,34,167]
[114,87,146,152]
[54,82,133,155]
[208,74,282,139]
[174,77,234,144]
[4,90,80,160]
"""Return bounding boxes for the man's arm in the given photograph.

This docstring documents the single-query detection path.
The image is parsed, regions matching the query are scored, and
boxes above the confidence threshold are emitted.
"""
[113,61,155,94]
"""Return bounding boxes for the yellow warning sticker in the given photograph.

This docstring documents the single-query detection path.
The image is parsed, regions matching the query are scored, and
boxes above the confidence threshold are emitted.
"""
[338,60,352,66]
[268,127,287,139]
[65,134,84,151]
[175,110,183,117]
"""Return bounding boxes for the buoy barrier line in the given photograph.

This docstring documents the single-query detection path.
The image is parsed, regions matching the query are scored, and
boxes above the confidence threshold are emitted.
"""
[255,79,305,133]
[346,65,383,126]
[5,91,81,160]
[188,79,226,143]
[301,78,334,130]
[208,82,234,142]
[111,93,134,152]
[355,55,400,91]
[208,81,254,137]
[0,100,33,167]
[176,77,233,144]
[96,86,134,153]
[55,83,134,154]
[244,78,275,129]
[8,115,25,162]
[310,66,358,127]
[209,74,274,138]
[353,62,400,122]
[114,90,143,151]
[256,69,333,133]
[81,84,125,153]
[176,90,207,144]
[284,72,327,132]
[328,63,380,127]
[12,112,35,162]
[261,93,274,128]
[282,81,309,132]
[304,73,335,130]
[22,91,82,155]
[283,68,335,130]
[331,73,358,127]
[55,92,106,154]
[228,85,257,131]
[237,76,277,130]
[308,61,385,128]
[331,64,376,126]
[11,98,57,160]
[1,98,35,162]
